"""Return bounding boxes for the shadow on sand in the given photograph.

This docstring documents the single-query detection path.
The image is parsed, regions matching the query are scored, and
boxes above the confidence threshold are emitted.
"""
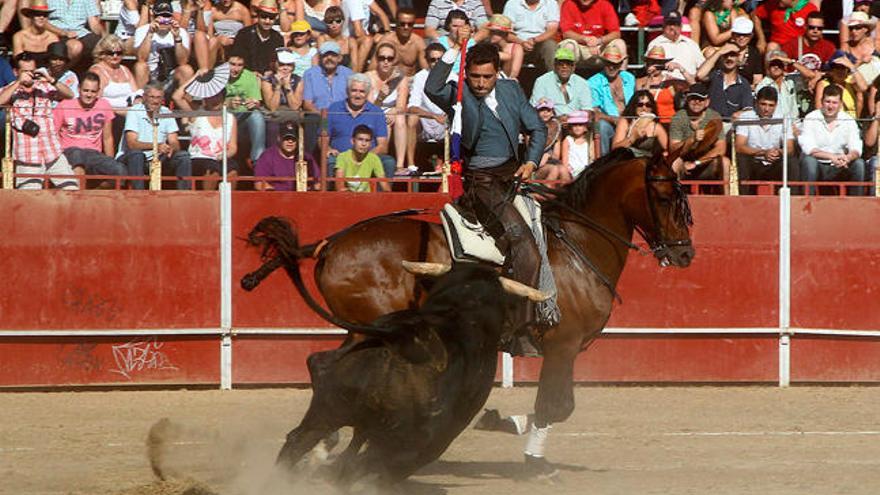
[395,459,595,493]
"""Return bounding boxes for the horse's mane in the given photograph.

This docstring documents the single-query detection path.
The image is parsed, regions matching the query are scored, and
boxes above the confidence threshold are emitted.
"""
[547,147,640,212]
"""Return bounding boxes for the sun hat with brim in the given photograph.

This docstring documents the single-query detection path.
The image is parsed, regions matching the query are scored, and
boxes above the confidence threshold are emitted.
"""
[823,50,857,71]
[276,48,297,65]
[567,111,591,124]
[319,41,342,55]
[600,44,626,64]
[290,20,312,33]
[185,63,231,100]
[485,14,513,32]
[21,0,54,16]
[731,17,754,35]
[255,0,279,14]
[686,83,709,99]
[846,11,876,27]
[534,98,554,110]
[554,47,575,62]
[644,45,671,63]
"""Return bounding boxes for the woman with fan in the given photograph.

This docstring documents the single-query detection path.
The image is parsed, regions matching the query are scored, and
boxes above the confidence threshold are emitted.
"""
[365,42,410,175]
[172,65,240,190]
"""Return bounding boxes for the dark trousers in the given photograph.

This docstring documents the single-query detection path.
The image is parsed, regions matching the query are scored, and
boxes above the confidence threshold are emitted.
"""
[736,154,799,194]
[801,155,866,196]
[462,160,541,327]
[120,150,192,190]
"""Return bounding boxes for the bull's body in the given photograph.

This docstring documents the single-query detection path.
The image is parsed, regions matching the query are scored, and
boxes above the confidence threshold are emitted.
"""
[276,265,511,486]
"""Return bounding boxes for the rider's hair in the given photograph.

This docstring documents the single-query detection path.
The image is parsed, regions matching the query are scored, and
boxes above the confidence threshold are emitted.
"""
[465,42,501,72]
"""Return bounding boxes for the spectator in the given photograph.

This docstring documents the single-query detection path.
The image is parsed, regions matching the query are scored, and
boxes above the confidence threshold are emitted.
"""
[424,0,488,40]
[374,8,428,76]
[0,53,77,190]
[342,0,390,71]
[295,0,334,33]
[734,86,798,194]
[316,7,356,69]
[12,0,59,63]
[647,12,704,82]
[669,83,729,189]
[406,43,447,170]
[263,49,304,112]
[116,82,192,190]
[840,0,877,51]
[89,35,140,111]
[752,0,820,54]
[484,14,523,79]
[133,1,195,88]
[754,50,815,120]
[815,51,867,119]
[502,0,559,74]
[193,0,252,71]
[286,21,319,78]
[326,73,396,179]
[303,41,353,154]
[620,0,661,28]
[842,12,880,86]
[697,43,754,121]
[0,56,15,154]
[335,124,390,192]
[725,17,763,87]
[532,97,561,168]
[701,0,746,49]
[798,83,865,196]
[588,43,635,156]
[637,45,691,124]
[612,90,669,158]
[44,0,104,66]
[686,0,706,47]
[254,119,319,190]
[0,0,17,34]
[226,51,267,164]
[178,71,239,189]
[530,47,592,118]
[113,0,147,54]
[366,43,410,174]
[780,11,835,66]
[558,0,620,69]
[231,0,285,76]
[436,11,477,76]
[54,72,125,188]
[560,110,591,180]
[45,41,78,99]
[862,93,880,193]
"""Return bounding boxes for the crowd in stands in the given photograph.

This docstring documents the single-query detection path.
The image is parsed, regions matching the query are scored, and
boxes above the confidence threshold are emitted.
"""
[0,0,878,194]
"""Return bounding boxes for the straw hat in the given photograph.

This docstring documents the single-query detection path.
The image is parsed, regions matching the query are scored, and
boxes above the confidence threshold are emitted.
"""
[847,11,876,28]
[644,45,671,63]
[21,0,54,16]
[600,44,627,64]
[485,14,513,32]
[255,0,279,15]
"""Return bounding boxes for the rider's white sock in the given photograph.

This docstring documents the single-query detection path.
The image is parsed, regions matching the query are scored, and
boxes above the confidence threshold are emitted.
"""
[524,423,552,458]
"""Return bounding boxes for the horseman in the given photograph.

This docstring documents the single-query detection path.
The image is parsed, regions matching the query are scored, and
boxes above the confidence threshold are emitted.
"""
[425,36,548,348]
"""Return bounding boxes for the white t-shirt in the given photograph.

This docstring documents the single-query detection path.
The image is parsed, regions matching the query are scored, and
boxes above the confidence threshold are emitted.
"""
[342,0,372,36]
[408,69,446,141]
[133,25,191,73]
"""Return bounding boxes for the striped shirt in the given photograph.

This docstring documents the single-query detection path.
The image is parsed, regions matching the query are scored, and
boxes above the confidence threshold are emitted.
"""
[425,0,488,34]
[47,0,100,38]
[9,81,63,164]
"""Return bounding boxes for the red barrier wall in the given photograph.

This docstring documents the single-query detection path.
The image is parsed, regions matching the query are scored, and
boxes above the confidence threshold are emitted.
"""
[1,192,879,386]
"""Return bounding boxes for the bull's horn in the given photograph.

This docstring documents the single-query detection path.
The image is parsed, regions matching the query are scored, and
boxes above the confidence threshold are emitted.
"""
[401,261,452,276]
[499,277,552,302]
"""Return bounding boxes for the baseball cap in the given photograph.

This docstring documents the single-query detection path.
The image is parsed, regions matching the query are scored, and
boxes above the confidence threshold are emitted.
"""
[152,1,173,16]
[663,11,682,25]
[554,47,575,62]
[731,17,754,35]
[319,41,341,55]
[290,20,312,33]
[534,97,554,110]
[567,110,591,124]
[276,48,297,65]
[686,82,709,99]
[279,120,299,139]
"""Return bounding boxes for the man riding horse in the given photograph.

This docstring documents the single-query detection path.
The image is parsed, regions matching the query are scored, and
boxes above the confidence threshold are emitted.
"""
[425,40,548,347]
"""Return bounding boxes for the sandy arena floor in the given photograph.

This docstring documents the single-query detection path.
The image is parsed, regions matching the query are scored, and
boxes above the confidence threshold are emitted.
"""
[2,386,880,495]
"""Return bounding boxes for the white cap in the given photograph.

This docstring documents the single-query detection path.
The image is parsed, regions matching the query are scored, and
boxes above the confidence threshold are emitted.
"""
[731,17,754,35]
[277,49,297,65]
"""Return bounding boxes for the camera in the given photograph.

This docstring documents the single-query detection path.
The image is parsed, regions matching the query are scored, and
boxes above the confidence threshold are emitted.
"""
[16,119,41,138]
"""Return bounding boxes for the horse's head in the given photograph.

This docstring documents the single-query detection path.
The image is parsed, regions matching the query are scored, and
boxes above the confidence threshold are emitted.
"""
[637,156,695,267]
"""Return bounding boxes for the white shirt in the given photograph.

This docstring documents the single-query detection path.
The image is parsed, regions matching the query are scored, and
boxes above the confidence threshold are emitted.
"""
[409,69,447,140]
[133,25,191,73]
[646,33,704,80]
[342,0,373,36]
[798,109,862,162]
[735,109,785,163]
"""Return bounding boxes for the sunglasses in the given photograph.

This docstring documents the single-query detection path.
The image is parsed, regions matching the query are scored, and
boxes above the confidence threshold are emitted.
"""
[397,21,414,27]
[428,56,441,63]
[807,25,823,30]
[852,24,870,30]
[105,50,124,56]
[377,55,395,62]
[258,12,277,19]
[292,31,309,35]
[31,11,49,17]
[326,18,343,24]
[636,101,651,107]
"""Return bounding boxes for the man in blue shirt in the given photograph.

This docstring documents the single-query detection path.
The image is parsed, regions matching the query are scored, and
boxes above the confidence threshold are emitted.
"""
[325,73,395,179]
[588,43,635,156]
[302,41,353,156]
[530,47,592,118]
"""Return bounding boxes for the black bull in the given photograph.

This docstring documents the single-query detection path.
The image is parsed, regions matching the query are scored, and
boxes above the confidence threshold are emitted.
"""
[272,263,524,485]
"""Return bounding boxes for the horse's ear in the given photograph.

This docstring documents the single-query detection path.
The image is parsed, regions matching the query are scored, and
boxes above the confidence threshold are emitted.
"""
[665,117,723,167]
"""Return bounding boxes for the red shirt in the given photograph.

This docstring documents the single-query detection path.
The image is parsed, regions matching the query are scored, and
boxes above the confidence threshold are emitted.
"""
[559,0,620,38]
[780,36,836,63]
[754,0,819,46]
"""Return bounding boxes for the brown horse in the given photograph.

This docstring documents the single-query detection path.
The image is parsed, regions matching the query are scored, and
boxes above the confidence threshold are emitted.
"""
[242,122,717,474]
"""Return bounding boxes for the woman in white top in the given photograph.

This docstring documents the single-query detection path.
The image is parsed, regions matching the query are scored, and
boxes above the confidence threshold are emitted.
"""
[89,35,141,110]
[366,42,410,174]
[173,70,240,189]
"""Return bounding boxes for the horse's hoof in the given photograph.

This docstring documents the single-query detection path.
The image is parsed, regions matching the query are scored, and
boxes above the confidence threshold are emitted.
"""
[522,454,560,482]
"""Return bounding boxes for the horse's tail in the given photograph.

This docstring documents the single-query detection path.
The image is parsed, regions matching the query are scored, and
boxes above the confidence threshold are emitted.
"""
[665,117,723,166]
[241,216,411,337]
